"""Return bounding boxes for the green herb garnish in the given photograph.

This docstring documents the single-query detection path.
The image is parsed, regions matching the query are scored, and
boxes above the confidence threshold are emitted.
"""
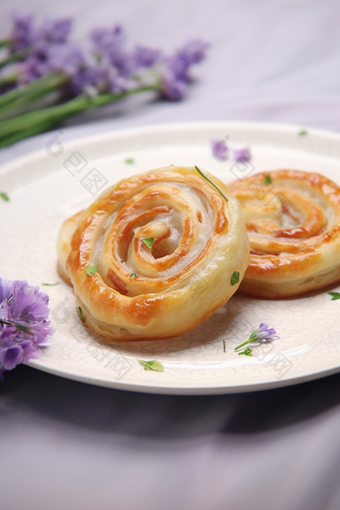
[194,165,228,202]
[130,273,138,278]
[231,271,240,286]
[125,158,134,164]
[328,292,340,301]
[77,306,85,323]
[223,340,226,353]
[238,347,253,356]
[264,175,272,185]
[298,130,308,136]
[142,238,154,249]
[42,282,60,286]
[86,265,97,276]
[0,192,9,202]
[138,359,164,372]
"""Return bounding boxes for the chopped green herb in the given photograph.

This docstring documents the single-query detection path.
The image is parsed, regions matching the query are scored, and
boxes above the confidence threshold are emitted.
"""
[328,292,340,301]
[298,130,308,136]
[42,282,60,286]
[194,165,228,202]
[223,340,226,353]
[125,158,134,164]
[0,192,9,202]
[86,265,97,276]
[238,347,253,356]
[264,175,272,185]
[231,271,240,286]
[138,359,164,372]
[130,273,138,278]
[77,306,85,323]
[142,238,154,249]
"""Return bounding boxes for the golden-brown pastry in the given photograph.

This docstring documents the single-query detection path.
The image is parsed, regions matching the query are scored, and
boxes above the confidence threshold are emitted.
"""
[229,169,340,298]
[57,165,249,341]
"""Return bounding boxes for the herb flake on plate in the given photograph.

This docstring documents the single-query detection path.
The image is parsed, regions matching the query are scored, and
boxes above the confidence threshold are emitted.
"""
[328,292,340,301]
[0,192,9,202]
[138,359,164,372]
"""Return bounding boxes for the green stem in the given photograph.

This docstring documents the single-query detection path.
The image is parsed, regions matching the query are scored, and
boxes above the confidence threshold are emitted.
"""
[0,47,30,69]
[0,73,19,87]
[0,72,69,117]
[0,72,68,109]
[234,330,259,351]
[0,85,159,147]
[0,39,11,49]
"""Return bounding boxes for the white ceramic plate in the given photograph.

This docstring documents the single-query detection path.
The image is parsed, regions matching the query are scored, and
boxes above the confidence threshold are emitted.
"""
[1,121,340,394]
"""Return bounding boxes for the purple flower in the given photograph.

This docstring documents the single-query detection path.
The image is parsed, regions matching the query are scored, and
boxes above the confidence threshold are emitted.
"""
[211,139,229,161]
[36,17,72,44]
[160,39,208,100]
[45,44,84,76]
[0,277,54,379]
[133,45,161,68]
[90,26,133,76]
[168,39,208,81]
[11,11,33,51]
[235,323,280,354]
[160,69,188,100]
[233,147,251,162]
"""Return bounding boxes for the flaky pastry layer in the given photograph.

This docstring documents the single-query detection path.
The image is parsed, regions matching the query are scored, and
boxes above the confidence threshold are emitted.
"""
[229,169,340,298]
[57,165,249,341]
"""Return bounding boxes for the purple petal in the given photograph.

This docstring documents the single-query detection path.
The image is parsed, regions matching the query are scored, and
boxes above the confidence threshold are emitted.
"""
[160,70,187,100]
[211,139,229,161]
[234,148,251,162]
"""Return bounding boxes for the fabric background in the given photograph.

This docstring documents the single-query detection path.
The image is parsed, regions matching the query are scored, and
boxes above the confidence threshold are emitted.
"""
[1,1,340,509]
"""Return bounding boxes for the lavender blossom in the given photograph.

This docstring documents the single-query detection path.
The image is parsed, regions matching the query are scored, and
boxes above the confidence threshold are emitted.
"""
[0,277,54,379]
[133,45,161,69]
[211,139,229,161]
[235,323,280,353]
[90,26,133,76]
[36,17,72,44]
[11,11,33,51]
[160,39,208,100]
[160,68,188,100]
[233,147,251,162]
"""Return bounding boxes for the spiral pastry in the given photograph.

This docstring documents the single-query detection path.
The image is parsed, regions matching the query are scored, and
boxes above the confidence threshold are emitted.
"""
[57,165,249,341]
[229,169,340,298]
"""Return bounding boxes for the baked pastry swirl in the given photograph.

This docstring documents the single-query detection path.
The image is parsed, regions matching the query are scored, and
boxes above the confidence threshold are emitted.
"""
[57,165,249,341]
[229,169,340,298]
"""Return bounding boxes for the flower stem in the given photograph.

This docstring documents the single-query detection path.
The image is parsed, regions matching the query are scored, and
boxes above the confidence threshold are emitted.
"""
[0,73,20,87]
[0,47,30,69]
[0,39,11,48]
[0,85,159,146]
[0,72,69,114]
[234,330,259,351]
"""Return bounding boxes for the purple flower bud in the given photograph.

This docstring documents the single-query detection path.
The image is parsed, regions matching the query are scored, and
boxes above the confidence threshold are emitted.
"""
[233,147,251,162]
[133,45,161,68]
[46,44,84,76]
[160,69,187,100]
[11,11,33,51]
[211,139,229,161]
[168,39,208,81]
[36,17,72,44]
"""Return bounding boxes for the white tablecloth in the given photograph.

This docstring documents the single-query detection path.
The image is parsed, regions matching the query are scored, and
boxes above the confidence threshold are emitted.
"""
[1,1,340,509]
